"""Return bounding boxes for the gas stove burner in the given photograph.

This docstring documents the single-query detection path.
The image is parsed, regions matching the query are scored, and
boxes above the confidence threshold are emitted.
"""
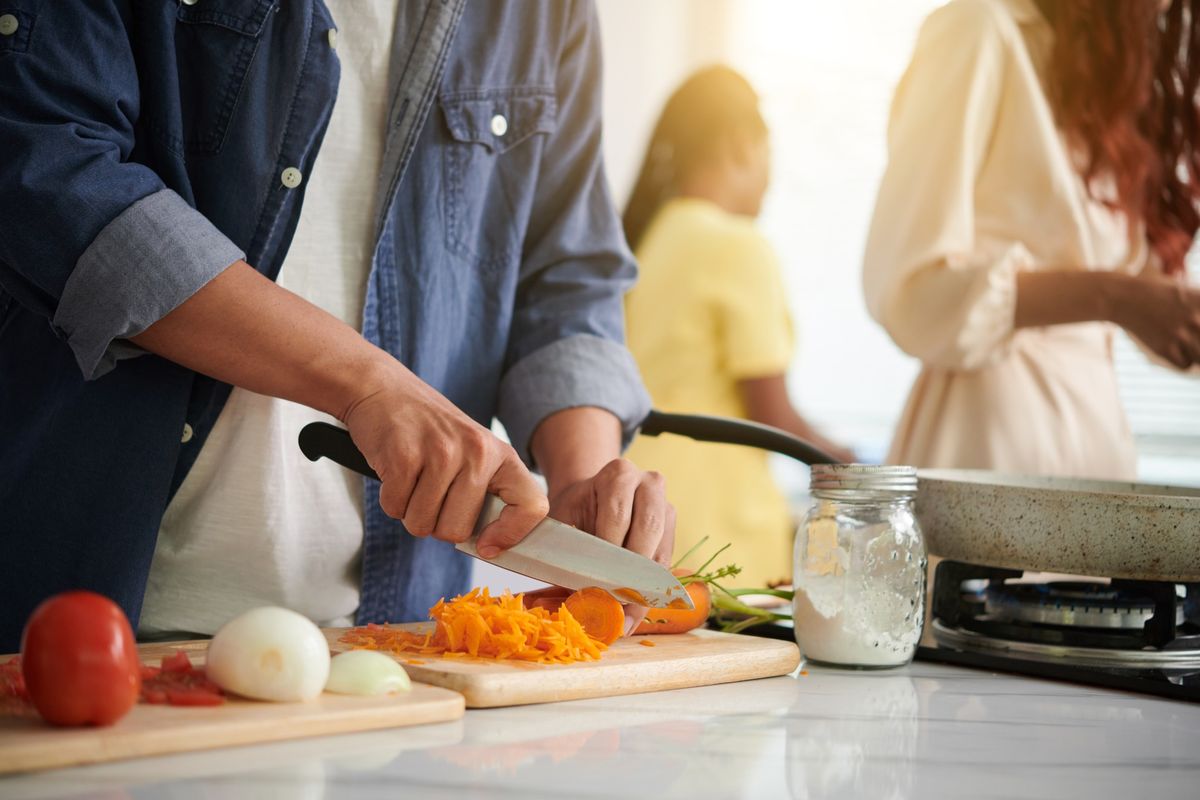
[915,561,1200,703]
[931,619,1200,670]
[982,581,1186,630]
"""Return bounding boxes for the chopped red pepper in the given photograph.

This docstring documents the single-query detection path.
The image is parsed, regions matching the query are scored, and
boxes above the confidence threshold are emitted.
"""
[161,650,195,674]
[2,650,224,720]
[139,650,225,706]
[0,658,36,718]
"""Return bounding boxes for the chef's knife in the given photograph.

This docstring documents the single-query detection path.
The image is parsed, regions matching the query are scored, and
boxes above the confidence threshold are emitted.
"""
[297,422,693,610]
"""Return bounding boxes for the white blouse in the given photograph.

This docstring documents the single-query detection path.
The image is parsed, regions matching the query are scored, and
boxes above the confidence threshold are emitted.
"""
[863,0,1145,478]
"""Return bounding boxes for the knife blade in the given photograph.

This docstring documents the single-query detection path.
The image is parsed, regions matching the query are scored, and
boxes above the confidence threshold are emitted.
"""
[297,421,693,610]
[458,494,692,609]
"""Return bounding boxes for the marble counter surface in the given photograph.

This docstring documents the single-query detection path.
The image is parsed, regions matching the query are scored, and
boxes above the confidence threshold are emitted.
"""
[2,661,1197,799]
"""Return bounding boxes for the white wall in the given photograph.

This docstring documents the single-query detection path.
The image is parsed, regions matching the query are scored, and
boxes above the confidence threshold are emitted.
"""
[597,0,736,207]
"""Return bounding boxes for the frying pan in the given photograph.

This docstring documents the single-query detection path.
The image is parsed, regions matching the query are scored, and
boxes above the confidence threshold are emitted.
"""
[300,410,1200,583]
[642,418,1199,582]
[915,470,1200,582]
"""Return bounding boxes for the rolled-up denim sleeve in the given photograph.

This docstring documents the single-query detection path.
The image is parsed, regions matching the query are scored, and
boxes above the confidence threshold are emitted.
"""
[0,2,242,380]
[56,190,244,379]
[499,335,650,466]
[497,0,650,466]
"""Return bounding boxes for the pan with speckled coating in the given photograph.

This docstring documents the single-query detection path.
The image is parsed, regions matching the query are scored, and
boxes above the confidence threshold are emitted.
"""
[916,470,1200,581]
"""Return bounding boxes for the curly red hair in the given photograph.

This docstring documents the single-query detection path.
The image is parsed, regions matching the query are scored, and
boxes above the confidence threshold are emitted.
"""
[1035,0,1200,275]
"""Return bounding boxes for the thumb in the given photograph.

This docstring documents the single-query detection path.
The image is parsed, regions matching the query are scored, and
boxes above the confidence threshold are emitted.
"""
[475,457,549,558]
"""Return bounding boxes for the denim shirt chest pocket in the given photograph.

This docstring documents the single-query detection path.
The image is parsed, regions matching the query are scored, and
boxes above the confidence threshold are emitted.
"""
[153,0,276,155]
[440,88,557,272]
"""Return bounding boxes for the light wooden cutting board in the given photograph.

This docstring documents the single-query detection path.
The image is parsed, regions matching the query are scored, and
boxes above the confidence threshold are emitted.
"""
[325,625,802,708]
[0,650,464,776]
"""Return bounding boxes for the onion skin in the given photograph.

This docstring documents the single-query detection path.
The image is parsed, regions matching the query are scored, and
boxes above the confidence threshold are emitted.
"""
[205,607,330,702]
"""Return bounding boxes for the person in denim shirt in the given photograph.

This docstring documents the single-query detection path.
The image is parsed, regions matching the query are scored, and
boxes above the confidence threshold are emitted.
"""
[0,0,673,650]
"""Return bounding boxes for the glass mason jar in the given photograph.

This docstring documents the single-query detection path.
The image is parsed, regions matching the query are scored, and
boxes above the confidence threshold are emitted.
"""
[792,465,926,668]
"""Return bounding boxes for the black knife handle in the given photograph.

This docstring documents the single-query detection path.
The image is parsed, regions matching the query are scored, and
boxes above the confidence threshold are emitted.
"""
[638,410,838,466]
[298,422,380,481]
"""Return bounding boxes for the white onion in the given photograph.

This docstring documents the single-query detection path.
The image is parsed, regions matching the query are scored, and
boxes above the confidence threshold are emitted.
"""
[325,651,412,696]
[205,607,330,702]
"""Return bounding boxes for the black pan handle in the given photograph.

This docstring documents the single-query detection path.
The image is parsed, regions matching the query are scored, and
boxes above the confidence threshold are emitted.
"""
[299,410,839,481]
[638,410,838,466]
[298,422,379,480]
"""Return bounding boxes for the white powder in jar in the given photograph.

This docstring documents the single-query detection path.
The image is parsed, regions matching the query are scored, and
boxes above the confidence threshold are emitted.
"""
[792,537,925,667]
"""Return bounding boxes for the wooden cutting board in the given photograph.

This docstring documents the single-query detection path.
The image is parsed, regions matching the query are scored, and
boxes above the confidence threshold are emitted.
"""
[325,625,802,708]
[0,649,464,776]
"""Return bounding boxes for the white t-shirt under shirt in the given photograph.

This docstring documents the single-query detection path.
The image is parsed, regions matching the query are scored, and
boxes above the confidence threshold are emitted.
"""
[139,1,400,637]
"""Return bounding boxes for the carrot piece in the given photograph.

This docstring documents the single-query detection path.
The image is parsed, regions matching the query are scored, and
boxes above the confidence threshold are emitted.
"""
[633,571,711,635]
[563,587,626,646]
[639,639,656,647]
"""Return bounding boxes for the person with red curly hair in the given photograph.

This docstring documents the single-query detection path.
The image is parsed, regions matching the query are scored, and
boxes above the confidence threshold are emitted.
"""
[865,0,1200,478]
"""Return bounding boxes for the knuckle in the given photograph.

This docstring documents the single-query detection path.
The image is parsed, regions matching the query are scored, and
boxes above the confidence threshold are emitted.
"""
[464,429,491,460]
[638,509,662,532]
[429,440,456,468]
[528,495,551,518]
[600,459,626,479]
[379,493,406,520]
[604,495,628,522]
[403,507,436,537]
[405,522,432,538]
[438,525,473,544]
[614,459,638,476]
[409,525,434,539]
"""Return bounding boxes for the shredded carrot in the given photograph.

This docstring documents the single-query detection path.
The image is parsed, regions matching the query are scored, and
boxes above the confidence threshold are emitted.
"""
[638,639,657,647]
[339,588,608,664]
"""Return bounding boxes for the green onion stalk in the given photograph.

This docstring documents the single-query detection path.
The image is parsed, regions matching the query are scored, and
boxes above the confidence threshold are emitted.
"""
[673,537,794,635]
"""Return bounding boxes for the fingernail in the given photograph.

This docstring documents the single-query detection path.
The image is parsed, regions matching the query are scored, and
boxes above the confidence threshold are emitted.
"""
[478,545,499,559]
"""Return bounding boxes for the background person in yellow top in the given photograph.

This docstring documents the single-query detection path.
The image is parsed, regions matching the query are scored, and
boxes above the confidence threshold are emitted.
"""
[622,67,855,587]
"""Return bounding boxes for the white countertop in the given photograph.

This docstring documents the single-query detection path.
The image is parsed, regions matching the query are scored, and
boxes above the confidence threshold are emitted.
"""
[2,661,1198,799]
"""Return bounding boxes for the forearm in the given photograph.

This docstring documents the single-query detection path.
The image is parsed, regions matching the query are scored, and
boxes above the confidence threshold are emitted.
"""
[739,374,854,461]
[739,374,812,438]
[529,407,623,497]
[1014,270,1126,330]
[759,407,843,456]
[131,260,400,421]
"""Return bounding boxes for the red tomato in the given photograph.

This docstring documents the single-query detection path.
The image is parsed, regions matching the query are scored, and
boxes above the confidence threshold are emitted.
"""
[20,591,141,726]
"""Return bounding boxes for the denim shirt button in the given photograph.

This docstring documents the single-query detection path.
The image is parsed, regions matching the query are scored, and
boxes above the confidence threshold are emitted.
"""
[181,423,194,444]
[280,167,303,189]
[490,114,508,137]
[327,28,338,50]
[0,15,18,36]
[180,0,199,6]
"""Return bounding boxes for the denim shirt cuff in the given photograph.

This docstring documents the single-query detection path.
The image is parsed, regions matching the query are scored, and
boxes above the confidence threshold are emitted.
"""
[53,189,245,380]
[497,334,652,469]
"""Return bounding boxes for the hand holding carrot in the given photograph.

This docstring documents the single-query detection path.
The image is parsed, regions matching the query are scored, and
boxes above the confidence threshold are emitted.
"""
[529,407,678,635]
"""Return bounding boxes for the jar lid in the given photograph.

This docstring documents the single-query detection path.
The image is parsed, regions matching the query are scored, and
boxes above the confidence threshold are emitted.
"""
[810,464,917,495]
